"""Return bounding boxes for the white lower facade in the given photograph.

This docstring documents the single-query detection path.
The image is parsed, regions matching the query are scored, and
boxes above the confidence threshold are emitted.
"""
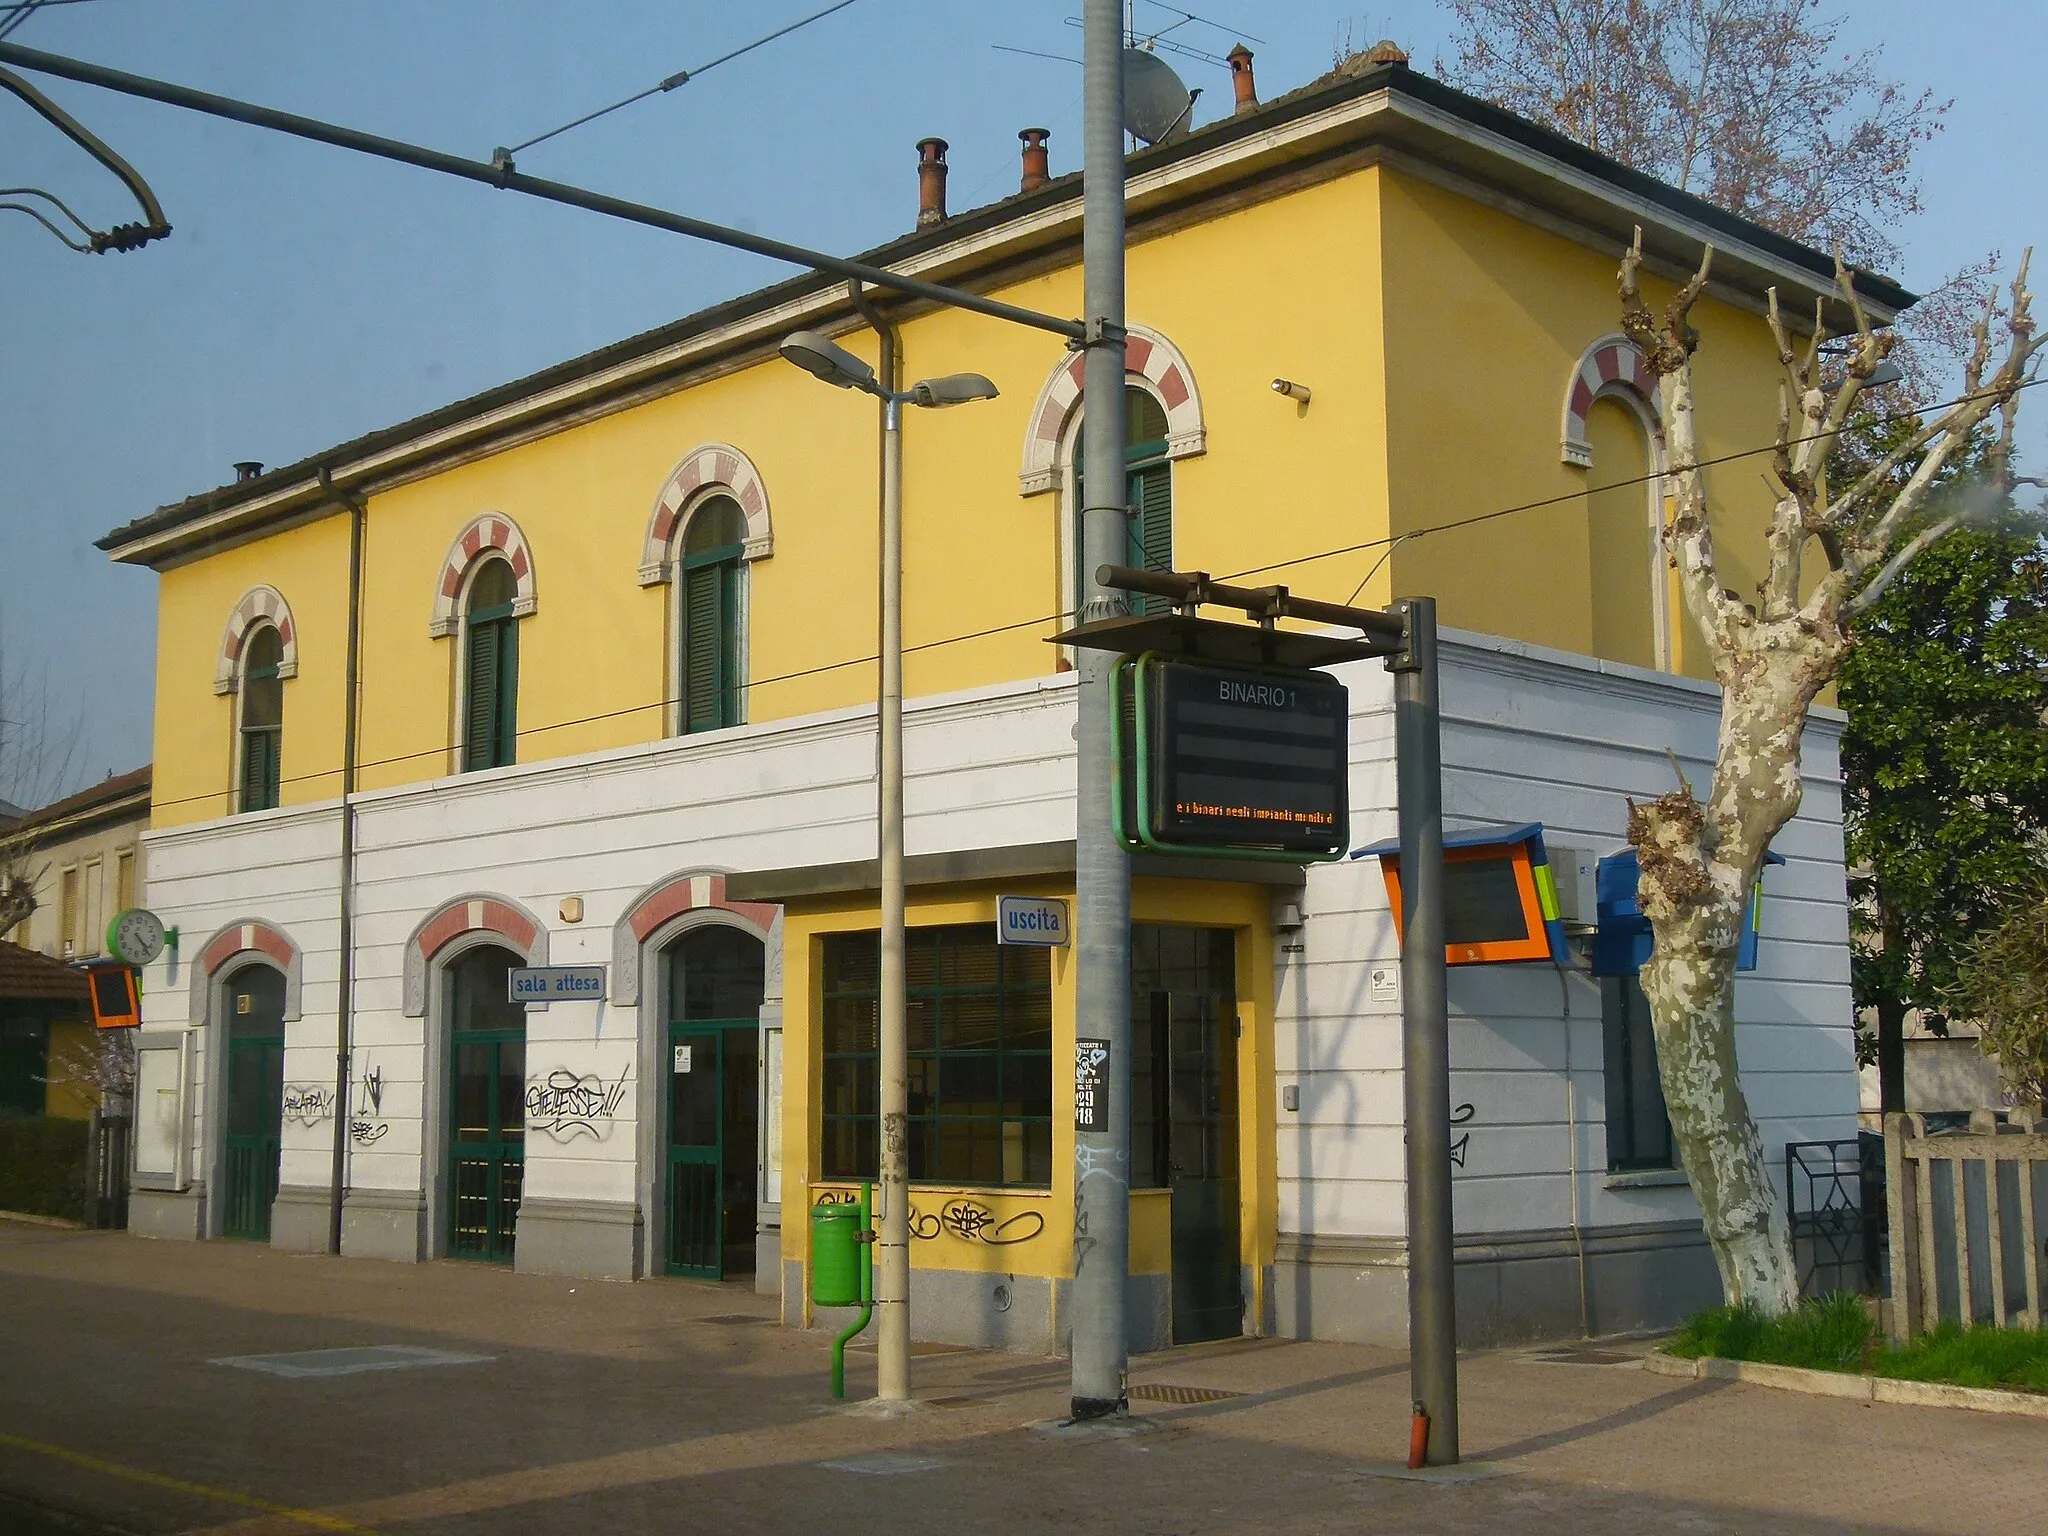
[127,630,1857,1347]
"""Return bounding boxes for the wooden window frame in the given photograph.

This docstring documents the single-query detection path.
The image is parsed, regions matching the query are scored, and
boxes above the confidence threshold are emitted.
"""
[459,558,521,773]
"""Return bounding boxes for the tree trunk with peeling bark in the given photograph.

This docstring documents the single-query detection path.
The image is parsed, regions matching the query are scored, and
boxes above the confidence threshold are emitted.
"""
[1618,233,2043,1312]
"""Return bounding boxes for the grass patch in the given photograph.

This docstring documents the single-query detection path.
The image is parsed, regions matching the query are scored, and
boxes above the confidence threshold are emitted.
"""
[1667,1292,2048,1394]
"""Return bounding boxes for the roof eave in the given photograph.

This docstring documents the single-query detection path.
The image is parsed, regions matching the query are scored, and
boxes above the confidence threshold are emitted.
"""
[99,64,1913,568]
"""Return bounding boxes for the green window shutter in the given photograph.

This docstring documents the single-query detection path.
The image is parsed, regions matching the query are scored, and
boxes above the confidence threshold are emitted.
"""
[682,559,738,733]
[495,612,519,766]
[241,728,278,813]
[1127,461,1172,616]
[464,619,504,770]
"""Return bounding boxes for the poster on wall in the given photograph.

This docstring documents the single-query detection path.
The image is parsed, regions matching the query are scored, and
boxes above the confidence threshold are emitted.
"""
[763,1028,783,1209]
[132,1035,187,1182]
[1074,1041,1110,1132]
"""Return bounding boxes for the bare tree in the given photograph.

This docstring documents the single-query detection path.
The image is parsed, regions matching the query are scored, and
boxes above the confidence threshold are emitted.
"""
[0,633,90,936]
[1440,0,1986,388]
[1619,235,2043,1308]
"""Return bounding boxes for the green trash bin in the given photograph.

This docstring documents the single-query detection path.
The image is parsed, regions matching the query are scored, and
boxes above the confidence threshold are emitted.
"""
[810,1197,869,1308]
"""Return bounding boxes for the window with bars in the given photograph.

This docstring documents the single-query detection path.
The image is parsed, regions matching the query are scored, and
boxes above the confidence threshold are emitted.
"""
[1073,386,1173,619]
[678,496,743,734]
[238,625,284,812]
[1603,974,1675,1171]
[462,559,520,771]
[819,924,1053,1188]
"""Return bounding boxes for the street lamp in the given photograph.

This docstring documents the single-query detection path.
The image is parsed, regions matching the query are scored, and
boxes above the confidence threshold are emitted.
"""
[780,328,998,1406]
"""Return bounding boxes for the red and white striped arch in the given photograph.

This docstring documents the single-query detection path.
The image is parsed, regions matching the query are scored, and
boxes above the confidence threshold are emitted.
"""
[1561,335,1662,468]
[610,870,778,1006]
[213,586,298,696]
[402,893,550,1016]
[1017,324,1205,496]
[190,917,303,1022]
[428,513,536,637]
[637,443,773,586]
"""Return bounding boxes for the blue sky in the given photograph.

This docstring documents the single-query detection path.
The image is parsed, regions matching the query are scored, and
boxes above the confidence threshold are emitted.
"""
[2,0,2043,797]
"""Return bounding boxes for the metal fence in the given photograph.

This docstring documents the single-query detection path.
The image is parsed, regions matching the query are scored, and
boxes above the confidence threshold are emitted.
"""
[1786,1135,1886,1298]
[1883,1109,2047,1341]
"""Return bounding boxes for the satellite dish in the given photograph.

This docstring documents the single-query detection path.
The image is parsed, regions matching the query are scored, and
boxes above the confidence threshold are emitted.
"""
[1123,47,1196,146]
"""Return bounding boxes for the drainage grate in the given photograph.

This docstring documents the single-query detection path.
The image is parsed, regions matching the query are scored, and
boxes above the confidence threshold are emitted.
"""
[694,1314,775,1326]
[1522,1348,1640,1367]
[924,1395,986,1408]
[1130,1382,1244,1404]
[212,1345,491,1379]
[818,1453,948,1476]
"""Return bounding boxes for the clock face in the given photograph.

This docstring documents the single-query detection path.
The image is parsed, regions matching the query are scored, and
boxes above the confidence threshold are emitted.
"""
[110,907,166,966]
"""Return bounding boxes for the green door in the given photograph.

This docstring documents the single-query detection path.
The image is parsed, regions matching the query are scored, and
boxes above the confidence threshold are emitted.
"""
[663,925,765,1280]
[447,947,526,1263]
[666,1023,760,1278]
[222,967,287,1241]
[1131,925,1244,1344]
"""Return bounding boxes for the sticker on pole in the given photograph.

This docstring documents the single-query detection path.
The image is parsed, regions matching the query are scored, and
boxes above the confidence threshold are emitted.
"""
[997,896,1070,947]
[1074,1041,1110,1132]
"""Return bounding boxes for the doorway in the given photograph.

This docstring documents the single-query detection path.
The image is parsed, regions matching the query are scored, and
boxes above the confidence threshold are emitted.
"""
[664,926,764,1280]
[1131,924,1243,1343]
[447,945,525,1263]
[221,965,286,1241]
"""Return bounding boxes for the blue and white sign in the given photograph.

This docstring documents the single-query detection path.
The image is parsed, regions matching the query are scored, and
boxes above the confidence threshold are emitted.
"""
[997,896,1070,948]
[508,965,608,1003]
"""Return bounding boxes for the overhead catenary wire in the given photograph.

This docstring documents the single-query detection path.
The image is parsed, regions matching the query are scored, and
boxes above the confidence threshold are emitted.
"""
[503,0,864,158]
[137,372,2045,822]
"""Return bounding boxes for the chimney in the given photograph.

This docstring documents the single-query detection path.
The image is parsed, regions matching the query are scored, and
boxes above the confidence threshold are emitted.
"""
[1228,44,1257,114]
[234,461,264,482]
[1366,39,1409,67]
[1018,128,1051,194]
[916,137,949,229]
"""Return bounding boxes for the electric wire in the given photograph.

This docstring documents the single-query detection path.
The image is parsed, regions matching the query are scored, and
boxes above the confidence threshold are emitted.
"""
[504,0,863,158]
[139,370,2045,819]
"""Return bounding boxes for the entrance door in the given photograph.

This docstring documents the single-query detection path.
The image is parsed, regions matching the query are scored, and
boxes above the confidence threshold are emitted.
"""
[447,947,525,1263]
[222,966,287,1241]
[1132,925,1243,1343]
[664,926,764,1280]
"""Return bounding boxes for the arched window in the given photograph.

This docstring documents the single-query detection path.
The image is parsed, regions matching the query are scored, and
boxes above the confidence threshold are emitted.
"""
[462,559,520,771]
[677,496,745,734]
[238,626,284,813]
[1073,386,1174,618]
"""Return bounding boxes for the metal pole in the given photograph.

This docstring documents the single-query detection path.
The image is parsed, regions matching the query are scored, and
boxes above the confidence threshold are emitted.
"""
[1070,0,1132,1421]
[0,42,1083,342]
[1391,595,1457,1464]
[874,391,911,1402]
[322,469,365,1259]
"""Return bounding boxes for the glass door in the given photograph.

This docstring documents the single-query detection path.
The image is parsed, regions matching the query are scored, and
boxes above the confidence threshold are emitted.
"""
[222,966,287,1241]
[1131,924,1244,1343]
[447,946,526,1264]
[666,1024,759,1278]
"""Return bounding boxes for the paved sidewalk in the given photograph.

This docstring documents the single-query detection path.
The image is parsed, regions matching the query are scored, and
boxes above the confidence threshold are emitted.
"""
[1,1220,2041,1534]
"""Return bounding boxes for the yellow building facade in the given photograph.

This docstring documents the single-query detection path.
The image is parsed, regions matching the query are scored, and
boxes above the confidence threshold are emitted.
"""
[109,55,1888,1349]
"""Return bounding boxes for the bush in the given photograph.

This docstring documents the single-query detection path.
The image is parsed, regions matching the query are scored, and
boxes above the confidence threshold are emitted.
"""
[1667,1291,2048,1393]
[0,1115,91,1221]
[1667,1292,1875,1371]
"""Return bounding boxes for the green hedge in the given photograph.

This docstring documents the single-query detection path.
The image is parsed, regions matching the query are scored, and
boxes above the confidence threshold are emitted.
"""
[0,1116,91,1221]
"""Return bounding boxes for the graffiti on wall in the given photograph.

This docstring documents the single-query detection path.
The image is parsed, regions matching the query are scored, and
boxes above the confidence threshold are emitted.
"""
[911,1199,1045,1247]
[281,1084,334,1125]
[350,1066,390,1145]
[525,1068,628,1141]
[1450,1102,1475,1171]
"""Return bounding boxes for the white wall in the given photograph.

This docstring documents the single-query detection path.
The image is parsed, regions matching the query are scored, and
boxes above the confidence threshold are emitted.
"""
[138,636,1857,1251]
[1274,631,1857,1244]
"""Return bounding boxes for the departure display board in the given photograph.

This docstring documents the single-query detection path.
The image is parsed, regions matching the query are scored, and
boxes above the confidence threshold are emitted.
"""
[1140,658,1349,857]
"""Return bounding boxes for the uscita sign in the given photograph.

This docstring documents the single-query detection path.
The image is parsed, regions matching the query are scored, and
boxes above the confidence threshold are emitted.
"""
[997,896,1070,948]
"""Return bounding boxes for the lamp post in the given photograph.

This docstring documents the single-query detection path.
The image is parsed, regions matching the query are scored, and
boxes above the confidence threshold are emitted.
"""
[780,329,998,1404]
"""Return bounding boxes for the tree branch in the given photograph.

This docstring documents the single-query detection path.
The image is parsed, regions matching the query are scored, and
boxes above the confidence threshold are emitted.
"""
[1844,511,1965,616]
[1620,229,1743,661]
